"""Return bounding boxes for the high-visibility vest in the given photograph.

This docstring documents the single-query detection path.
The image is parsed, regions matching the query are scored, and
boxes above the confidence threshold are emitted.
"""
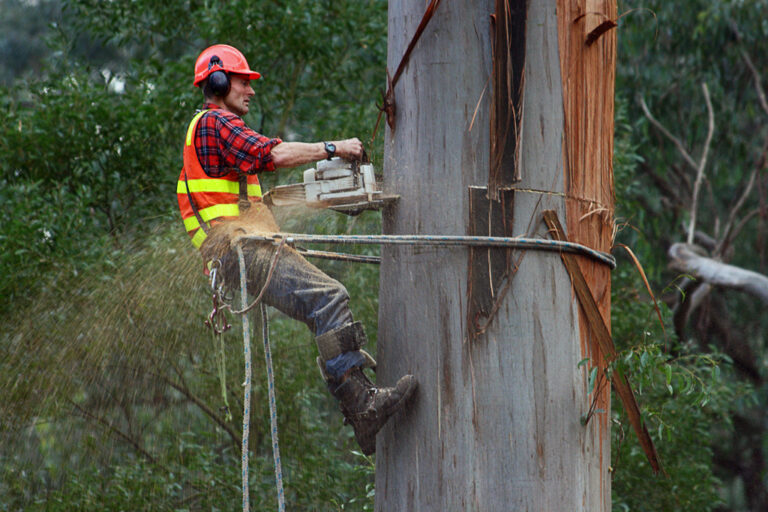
[177,110,263,248]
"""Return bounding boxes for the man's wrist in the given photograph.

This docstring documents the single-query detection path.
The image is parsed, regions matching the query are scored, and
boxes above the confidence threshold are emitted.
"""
[323,141,336,160]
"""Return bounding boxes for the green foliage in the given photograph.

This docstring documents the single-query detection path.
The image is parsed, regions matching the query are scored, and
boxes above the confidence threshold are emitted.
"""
[610,263,745,511]
[0,0,387,510]
[608,92,751,510]
[613,2,768,508]
[0,0,62,86]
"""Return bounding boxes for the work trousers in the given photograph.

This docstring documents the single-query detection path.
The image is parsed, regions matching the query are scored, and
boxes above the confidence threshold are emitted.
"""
[219,240,354,337]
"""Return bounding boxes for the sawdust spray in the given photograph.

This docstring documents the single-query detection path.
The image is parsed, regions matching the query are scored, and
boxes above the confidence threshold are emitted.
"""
[0,203,373,484]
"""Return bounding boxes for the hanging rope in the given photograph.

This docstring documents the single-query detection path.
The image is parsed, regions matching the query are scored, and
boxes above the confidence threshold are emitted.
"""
[261,302,286,511]
[235,242,287,512]
[236,243,254,512]
[228,239,287,315]
[205,264,234,421]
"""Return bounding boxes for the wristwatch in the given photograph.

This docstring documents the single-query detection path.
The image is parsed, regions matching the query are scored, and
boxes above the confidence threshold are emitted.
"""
[323,141,336,160]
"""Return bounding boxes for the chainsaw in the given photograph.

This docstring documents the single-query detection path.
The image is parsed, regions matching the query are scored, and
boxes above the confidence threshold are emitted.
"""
[262,157,397,214]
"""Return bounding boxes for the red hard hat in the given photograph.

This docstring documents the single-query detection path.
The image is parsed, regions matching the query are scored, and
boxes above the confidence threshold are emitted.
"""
[193,44,261,87]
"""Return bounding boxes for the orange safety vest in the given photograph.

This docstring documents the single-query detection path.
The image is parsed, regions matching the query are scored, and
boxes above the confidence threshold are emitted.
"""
[177,110,263,248]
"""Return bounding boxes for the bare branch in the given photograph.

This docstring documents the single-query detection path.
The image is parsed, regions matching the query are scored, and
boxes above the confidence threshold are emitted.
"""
[669,243,768,304]
[640,86,716,245]
[640,97,699,171]
[70,400,157,464]
[741,48,768,117]
[687,83,715,244]
[718,168,759,255]
[729,207,763,244]
[162,376,242,449]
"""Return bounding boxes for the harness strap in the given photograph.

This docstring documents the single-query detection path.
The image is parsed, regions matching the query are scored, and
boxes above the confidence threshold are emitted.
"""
[238,172,251,213]
[184,167,210,235]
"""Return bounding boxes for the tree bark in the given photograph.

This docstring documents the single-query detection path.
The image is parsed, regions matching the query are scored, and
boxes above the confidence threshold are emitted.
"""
[376,1,615,510]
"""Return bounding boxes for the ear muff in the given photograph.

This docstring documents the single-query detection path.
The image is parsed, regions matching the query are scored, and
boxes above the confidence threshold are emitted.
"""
[205,55,230,97]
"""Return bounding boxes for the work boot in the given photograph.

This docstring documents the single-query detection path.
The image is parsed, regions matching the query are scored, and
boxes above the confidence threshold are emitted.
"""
[331,368,417,455]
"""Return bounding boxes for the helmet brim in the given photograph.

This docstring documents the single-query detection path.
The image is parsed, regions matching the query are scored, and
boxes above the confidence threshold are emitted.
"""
[193,69,262,87]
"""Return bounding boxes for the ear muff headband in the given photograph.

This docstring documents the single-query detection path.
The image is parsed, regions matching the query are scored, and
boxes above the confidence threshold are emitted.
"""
[206,55,230,97]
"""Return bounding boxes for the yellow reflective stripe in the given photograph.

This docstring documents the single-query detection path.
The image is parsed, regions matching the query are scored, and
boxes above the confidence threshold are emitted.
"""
[183,203,240,231]
[185,110,209,146]
[191,228,207,248]
[177,179,263,197]
[177,179,239,194]
[183,216,200,232]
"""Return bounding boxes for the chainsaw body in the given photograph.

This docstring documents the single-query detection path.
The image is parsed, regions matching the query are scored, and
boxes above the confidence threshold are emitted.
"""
[264,158,397,213]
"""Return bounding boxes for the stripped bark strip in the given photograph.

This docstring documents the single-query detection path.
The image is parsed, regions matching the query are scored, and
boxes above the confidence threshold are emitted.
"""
[557,2,617,471]
[543,210,663,475]
[372,0,442,136]
[585,19,617,46]
[489,0,527,198]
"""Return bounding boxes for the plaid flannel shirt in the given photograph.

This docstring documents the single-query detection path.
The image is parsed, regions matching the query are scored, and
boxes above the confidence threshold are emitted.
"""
[194,103,282,177]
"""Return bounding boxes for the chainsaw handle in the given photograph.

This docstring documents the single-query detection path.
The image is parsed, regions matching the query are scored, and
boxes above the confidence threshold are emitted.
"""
[350,149,370,176]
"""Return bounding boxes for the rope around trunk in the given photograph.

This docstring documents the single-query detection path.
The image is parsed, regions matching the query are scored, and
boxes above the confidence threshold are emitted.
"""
[232,233,617,269]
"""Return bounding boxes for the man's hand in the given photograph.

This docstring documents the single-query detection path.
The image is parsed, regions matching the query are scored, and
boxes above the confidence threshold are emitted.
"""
[332,138,364,160]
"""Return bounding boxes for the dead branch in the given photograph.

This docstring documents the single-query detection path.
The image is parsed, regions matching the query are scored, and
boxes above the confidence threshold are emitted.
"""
[688,83,715,244]
[161,376,242,450]
[640,97,699,172]
[70,400,157,464]
[718,168,759,255]
[741,48,768,117]
[640,85,716,244]
[693,230,718,252]
[668,243,768,304]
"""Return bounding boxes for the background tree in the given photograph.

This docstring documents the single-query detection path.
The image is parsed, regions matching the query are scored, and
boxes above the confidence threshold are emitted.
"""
[615,1,768,509]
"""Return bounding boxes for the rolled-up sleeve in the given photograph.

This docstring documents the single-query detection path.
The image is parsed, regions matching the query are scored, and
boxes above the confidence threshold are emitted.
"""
[216,114,282,174]
[195,107,283,177]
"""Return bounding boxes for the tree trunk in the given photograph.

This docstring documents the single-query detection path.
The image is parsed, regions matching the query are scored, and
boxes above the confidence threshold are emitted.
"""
[376,1,615,510]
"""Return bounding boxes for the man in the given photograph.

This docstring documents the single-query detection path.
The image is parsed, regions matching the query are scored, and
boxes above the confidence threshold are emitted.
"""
[177,44,417,455]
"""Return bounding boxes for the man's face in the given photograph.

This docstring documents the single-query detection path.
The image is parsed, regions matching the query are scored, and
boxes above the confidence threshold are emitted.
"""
[223,74,255,117]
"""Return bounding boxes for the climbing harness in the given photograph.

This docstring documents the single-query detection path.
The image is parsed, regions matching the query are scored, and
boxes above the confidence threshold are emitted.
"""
[205,262,233,421]
[226,239,287,316]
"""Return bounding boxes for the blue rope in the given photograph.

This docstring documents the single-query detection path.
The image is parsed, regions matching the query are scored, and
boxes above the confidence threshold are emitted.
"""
[233,233,617,269]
